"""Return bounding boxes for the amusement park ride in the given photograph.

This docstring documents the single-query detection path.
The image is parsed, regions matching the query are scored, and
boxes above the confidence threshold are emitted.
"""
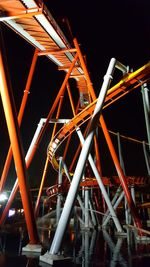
[0,0,150,265]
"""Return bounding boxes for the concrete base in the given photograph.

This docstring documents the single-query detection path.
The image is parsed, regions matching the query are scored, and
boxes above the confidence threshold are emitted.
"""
[22,243,42,253]
[39,251,71,265]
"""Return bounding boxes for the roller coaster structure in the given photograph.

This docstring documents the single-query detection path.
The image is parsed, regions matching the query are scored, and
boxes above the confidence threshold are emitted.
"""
[0,0,150,263]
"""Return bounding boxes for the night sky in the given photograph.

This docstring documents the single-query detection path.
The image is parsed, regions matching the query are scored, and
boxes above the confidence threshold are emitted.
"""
[46,0,150,138]
[0,0,150,191]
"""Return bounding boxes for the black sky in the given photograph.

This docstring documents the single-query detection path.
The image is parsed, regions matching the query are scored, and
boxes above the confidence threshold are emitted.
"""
[0,0,150,189]
[45,0,150,139]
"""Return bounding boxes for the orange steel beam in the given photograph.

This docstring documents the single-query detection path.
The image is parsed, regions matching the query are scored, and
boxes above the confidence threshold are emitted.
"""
[48,56,150,161]
[48,58,150,166]
[0,34,39,244]
[66,82,76,117]
[27,53,79,165]
[0,7,43,21]
[64,99,80,165]
[35,87,70,216]
[0,49,38,193]
[99,116,143,231]
[58,65,81,71]
[34,156,49,218]
[38,48,77,56]
[73,38,143,232]
[62,82,76,161]
[49,96,64,196]
[51,96,64,142]
[45,176,147,198]
[0,53,79,225]
[35,96,64,218]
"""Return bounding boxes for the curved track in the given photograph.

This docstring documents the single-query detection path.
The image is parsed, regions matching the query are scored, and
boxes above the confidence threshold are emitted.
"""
[47,61,150,171]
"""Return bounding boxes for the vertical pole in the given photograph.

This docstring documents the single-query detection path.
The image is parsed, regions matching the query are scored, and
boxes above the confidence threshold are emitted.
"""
[35,96,64,217]
[131,185,135,204]
[102,190,125,227]
[74,37,143,232]
[125,197,130,225]
[117,132,129,225]
[77,128,123,232]
[142,141,150,175]
[62,160,92,225]
[0,49,38,193]
[117,132,126,174]
[48,58,118,255]
[84,231,90,266]
[100,116,143,231]
[0,54,78,222]
[94,133,102,176]
[63,84,78,161]
[84,189,89,228]
[34,156,49,217]
[89,200,97,227]
[56,157,63,224]
[0,118,45,225]
[51,96,64,141]
[94,131,105,216]
[141,83,150,151]
[102,186,122,223]
[0,35,39,244]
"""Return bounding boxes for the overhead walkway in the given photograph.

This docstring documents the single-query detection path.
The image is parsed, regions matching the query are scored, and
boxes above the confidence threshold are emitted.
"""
[0,0,91,107]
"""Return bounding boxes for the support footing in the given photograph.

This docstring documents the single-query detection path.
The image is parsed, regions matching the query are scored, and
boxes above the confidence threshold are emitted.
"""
[40,252,71,265]
[22,243,42,253]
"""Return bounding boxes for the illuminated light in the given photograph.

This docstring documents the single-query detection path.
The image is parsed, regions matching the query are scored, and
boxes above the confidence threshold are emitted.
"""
[52,142,57,149]
[21,0,37,8]
[55,138,60,144]
[5,19,63,66]
[0,193,7,202]
[8,209,15,217]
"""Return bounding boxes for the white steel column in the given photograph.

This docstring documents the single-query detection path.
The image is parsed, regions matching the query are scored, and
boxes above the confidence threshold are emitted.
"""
[40,58,117,259]
[89,200,98,227]
[84,189,90,228]
[77,129,123,233]
[62,160,93,226]
[56,157,63,224]
[102,186,122,223]
[141,83,150,151]
[102,190,125,227]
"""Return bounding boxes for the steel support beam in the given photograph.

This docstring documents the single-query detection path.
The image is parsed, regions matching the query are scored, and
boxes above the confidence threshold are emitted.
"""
[0,31,39,244]
[45,57,117,255]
